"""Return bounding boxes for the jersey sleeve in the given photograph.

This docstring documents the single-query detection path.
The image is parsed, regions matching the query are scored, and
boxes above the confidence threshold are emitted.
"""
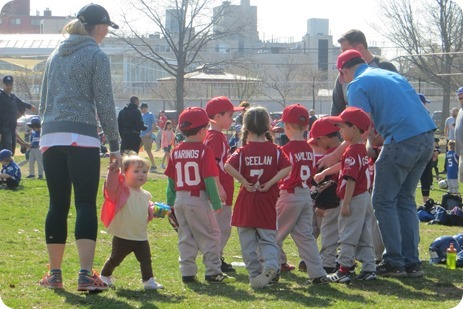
[202,147,220,178]
[164,152,175,179]
[204,132,224,161]
[277,148,292,170]
[341,148,361,181]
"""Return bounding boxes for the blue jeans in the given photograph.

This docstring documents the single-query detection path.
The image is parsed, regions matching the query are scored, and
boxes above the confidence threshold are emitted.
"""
[372,131,434,268]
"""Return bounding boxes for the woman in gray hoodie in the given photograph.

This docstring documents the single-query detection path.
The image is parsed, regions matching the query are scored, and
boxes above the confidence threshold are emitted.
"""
[39,4,120,292]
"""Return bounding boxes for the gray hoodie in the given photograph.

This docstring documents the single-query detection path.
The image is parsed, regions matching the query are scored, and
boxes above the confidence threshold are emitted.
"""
[40,34,119,152]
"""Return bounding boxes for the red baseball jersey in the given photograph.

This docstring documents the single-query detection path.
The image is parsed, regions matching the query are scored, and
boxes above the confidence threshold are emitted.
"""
[336,143,370,199]
[204,129,234,205]
[165,142,219,192]
[279,140,317,190]
[227,141,291,230]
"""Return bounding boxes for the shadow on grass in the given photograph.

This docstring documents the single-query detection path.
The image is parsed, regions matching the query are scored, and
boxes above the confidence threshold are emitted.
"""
[346,268,463,303]
[53,289,137,309]
[115,288,186,308]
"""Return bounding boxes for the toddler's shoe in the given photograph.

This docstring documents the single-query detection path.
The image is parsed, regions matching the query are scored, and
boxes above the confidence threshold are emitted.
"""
[39,270,63,289]
[77,270,108,292]
[160,164,166,169]
[100,275,115,287]
[143,277,164,290]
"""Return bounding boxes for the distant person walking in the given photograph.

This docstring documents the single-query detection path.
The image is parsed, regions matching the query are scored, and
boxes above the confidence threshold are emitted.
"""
[140,103,157,172]
[156,111,167,151]
[118,96,146,154]
[453,87,463,182]
[38,3,120,292]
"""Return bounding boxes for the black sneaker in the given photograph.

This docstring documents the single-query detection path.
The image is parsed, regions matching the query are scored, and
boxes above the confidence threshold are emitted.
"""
[307,275,330,284]
[205,273,236,283]
[355,271,377,281]
[26,175,35,179]
[323,267,337,274]
[298,260,307,272]
[405,263,424,278]
[327,270,351,283]
[376,262,407,277]
[221,258,236,273]
[182,275,199,283]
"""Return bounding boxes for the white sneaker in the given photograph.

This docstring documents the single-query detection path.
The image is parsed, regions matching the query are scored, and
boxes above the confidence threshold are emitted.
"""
[250,268,277,288]
[160,164,166,169]
[143,277,164,290]
[100,275,114,287]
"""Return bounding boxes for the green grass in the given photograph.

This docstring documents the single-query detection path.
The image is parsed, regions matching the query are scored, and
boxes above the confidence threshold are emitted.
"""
[0,154,462,308]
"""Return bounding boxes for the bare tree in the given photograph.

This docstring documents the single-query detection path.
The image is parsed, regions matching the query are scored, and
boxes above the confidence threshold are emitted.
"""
[375,0,463,129]
[116,0,243,113]
[259,57,308,108]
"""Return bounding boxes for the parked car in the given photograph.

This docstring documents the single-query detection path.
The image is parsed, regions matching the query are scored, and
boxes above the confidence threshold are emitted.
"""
[17,114,39,132]
[432,111,442,129]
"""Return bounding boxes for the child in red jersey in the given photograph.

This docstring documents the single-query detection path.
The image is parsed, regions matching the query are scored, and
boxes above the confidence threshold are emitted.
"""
[204,96,244,273]
[276,104,328,284]
[308,118,342,274]
[325,107,376,283]
[225,106,292,289]
[164,107,235,284]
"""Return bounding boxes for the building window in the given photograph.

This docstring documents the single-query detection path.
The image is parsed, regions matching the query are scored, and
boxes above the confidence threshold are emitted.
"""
[31,19,41,26]
[10,19,21,25]
[318,39,328,72]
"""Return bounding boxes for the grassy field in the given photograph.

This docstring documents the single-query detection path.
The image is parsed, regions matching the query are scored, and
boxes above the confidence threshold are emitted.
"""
[0,152,462,309]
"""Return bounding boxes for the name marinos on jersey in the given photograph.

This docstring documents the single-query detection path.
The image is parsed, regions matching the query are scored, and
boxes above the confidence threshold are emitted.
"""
[293,151,313,162]
[245,156,273,166]
[174,149,200,159]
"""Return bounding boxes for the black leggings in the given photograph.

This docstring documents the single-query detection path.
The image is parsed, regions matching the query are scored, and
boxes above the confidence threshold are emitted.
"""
[43,146,100,244]
[420,158,433,198]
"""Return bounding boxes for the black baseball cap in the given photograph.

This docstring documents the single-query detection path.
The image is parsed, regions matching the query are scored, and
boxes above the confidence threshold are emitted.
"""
[77,4,119,29]
[3,75,13,84]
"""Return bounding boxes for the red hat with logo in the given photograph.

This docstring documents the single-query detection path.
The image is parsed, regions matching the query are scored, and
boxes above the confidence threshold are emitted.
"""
[325,107,371,132]
[281,104,309,126]
[178,107,214,131]
[307,118,340,144]
[205,96,244,117]
[336,49,363,71]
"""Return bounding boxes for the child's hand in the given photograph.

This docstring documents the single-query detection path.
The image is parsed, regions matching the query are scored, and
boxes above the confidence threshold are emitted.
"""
[218,184,227,203]
[257,181,272,192]
[242,180,257,192]
[315,207,325,217]
[313,172,325,184]
[341,202,351,217]
[108,161,119,171]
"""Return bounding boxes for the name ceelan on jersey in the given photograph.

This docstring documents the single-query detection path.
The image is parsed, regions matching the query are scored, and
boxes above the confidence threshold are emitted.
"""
[245,156,272,166]
[174,149,200,159]
[294,152,313,162]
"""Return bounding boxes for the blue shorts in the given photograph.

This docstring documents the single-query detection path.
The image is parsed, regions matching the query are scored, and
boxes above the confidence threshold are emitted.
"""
[163,145,172,153]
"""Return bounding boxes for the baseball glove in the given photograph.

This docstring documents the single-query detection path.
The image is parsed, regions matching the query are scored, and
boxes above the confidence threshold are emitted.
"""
[20,145,28,154]
[311,180,340,210]
[167,208,179,233]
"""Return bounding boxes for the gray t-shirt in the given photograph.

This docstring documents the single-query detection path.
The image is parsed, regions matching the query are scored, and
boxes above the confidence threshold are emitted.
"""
[445,116,456,140]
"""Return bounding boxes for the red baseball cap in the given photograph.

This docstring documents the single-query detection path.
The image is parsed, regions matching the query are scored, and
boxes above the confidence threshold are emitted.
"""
[307,118,340,144]
[325,107,371,132]
[178,107,214,131]
[336,49,363,71]
[205,96,244,117]
[281,104,309,126]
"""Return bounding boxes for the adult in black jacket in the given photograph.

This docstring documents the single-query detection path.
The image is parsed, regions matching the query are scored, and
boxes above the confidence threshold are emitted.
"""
[117,96,146,153]
[0,75,36,153]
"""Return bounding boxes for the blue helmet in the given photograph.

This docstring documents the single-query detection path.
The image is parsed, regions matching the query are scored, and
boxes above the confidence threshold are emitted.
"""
[453,234,463,250]
[429,236,461,264]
